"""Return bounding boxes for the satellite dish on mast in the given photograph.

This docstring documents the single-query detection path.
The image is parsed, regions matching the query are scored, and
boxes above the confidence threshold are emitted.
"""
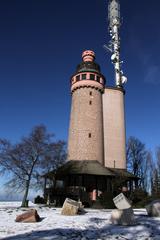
[121,75,127,84]
[111,53,118,63]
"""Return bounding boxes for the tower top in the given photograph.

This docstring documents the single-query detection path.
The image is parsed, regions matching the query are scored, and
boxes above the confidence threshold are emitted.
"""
[70,51,106,93]
[82,50,95,62]
[104,0,127,87]
[108,0,120,29]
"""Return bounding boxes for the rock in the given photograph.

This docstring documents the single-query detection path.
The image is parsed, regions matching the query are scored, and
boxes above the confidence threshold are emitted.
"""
[111,208,135,226]
[146,200,160,217]
[15,209,40,223]
[113,193,131,210]
[61,198,80,216]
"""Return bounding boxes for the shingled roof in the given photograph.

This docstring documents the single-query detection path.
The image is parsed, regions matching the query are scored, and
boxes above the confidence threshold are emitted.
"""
[43,160,138,180]
[108,168,139,179]
[55,160,114,178]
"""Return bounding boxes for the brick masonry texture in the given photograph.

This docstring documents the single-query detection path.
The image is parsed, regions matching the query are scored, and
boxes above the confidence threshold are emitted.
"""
[103,88,126,169]
[68,87,104,165]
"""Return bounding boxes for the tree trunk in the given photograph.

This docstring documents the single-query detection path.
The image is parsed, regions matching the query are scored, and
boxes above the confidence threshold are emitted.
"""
[21,159,37,207]
[21,179,30,207]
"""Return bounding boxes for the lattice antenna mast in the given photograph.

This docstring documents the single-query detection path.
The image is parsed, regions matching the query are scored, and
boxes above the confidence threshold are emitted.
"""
[104,0,127,87]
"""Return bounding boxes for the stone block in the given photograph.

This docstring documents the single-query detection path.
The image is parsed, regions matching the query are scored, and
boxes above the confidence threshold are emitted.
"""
[15,209,40,223]
[111,208,135,226]
[113,193,131,210]
[61,198,80,216]
[146,200,160,217]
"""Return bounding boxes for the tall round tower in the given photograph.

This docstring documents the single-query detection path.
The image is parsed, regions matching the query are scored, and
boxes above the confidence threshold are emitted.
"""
[67,50,106,164]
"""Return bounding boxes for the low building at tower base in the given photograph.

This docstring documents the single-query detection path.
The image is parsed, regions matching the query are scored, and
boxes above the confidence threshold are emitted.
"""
[43,160,138,207]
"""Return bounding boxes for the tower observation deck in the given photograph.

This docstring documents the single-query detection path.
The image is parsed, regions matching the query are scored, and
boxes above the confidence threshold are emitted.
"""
[70,50,105,93]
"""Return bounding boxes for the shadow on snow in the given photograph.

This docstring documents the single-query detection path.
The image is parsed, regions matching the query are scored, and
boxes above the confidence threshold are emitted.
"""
[1,215,160,240]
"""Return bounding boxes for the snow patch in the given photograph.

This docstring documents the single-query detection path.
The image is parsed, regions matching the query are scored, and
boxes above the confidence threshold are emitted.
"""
[0,202,160,239]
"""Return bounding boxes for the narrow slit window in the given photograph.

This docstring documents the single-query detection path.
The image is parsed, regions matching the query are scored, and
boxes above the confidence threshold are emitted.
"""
[89,101,92,105]
[89,91,92,96]
[88,133,91,138]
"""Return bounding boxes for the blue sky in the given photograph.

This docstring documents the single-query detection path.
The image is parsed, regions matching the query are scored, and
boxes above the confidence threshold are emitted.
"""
[0,0,160,198]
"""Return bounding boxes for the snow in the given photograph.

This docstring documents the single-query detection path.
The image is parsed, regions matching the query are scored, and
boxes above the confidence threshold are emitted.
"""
[0,202,160,240]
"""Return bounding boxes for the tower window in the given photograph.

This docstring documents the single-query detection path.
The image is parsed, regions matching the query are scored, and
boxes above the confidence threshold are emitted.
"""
[89,100,92,105]
[76,75,80,81]
[90,74,95,80]
[82,74,86,80]
[89,91,92,96]
[114,160,116,168]
[96,76,100,82]
[88,133,91,138]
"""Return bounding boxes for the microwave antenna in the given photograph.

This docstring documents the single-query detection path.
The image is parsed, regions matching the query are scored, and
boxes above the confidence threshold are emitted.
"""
[104,0,127,87]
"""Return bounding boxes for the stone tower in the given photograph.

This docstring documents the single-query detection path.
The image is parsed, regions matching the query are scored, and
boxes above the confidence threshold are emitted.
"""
[103,87,126,169]
[67,50,106,164]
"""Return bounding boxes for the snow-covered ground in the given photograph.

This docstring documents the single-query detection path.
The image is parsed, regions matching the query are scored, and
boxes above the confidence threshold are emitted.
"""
[0,202,160,240]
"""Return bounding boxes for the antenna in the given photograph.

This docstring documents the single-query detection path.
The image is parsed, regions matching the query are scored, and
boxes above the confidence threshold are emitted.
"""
[104,0,127,87]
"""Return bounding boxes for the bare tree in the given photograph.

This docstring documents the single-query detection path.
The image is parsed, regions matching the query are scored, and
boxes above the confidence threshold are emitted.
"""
[126,136,148,189]
[0,125,66,207]
[151,147,160,198]
[144,151,155,194]
[40,140,66,175]
[156,147,160,171]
